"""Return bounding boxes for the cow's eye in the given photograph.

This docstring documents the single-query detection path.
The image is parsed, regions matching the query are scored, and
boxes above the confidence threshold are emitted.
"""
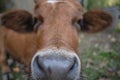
[32,17,38,26]
[77,19,89,31]
[33,17,43,32]
[73,18,83,32]
[74,22,80,32]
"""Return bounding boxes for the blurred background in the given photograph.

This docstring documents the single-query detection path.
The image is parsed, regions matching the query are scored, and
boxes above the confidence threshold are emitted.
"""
[0,0,120,80]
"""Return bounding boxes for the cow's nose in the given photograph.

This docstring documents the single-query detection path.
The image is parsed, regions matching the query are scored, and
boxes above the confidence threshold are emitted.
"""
[33,55,78,79]
[31,50,81,80]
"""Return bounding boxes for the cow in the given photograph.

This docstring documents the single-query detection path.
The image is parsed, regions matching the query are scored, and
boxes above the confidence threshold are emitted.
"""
[0,0,112,80]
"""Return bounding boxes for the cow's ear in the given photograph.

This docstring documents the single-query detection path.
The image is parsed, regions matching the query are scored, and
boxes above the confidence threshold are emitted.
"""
[78,10,113,33]
[0,10,37,33]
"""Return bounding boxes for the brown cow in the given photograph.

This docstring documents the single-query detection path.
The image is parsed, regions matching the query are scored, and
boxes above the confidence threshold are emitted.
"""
[0,0,112,80]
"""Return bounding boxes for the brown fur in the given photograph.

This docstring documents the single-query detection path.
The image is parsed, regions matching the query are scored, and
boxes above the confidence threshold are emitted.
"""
[0,0,112,76]
[1,10,34,33]
[80,10,113,33]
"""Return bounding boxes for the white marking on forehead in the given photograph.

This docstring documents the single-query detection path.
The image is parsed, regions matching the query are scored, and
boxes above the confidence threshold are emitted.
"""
[47,0,60,4]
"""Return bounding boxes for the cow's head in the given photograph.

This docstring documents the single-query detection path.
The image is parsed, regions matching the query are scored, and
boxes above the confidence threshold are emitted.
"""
[0,0,112,80]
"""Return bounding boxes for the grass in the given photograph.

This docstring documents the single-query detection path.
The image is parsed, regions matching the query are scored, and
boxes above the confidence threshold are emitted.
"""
[115,28,120,33]
[81,47,120,80]
[116,22,120,33]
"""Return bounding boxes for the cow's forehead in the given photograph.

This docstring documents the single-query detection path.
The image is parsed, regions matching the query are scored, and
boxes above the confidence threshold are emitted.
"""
[35,0,83,15]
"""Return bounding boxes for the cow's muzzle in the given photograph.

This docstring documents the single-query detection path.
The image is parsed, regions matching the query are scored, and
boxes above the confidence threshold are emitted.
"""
[31,48,81,80]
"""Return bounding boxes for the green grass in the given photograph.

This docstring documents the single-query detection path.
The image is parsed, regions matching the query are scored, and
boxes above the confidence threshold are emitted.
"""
[115,28,120,33]
[81,47,120,80]
[12,72,24,80]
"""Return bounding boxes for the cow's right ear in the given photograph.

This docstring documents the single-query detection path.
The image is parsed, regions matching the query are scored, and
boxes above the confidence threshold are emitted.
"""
[0,10,38,33]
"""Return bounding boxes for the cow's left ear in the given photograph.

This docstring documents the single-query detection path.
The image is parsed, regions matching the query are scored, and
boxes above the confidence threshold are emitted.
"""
[79,10,113,33]
[0,10,37,33]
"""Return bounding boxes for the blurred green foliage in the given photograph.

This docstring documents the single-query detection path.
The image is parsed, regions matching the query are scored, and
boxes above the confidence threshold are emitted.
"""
[84,0,120,10]
[0,0,6,12]
[87,0,109,9]
[0,0,13,12]
[115,28,120,33]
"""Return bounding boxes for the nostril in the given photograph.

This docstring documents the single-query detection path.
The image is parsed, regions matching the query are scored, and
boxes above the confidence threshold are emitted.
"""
[67,56,80,80]
[69,57,78,72]
[32,55,46,80]
[36,56,45,72]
